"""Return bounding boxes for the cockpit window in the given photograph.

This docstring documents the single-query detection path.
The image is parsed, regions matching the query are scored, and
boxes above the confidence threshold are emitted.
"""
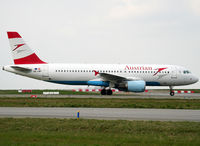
[183,70,191,74]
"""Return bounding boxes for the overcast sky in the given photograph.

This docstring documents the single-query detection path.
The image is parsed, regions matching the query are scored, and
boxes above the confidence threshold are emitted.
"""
[0,0,200,89]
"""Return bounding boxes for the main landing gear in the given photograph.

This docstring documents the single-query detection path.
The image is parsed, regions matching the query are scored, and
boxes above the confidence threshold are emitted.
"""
[101,88,113,95]
[169,86,175,96]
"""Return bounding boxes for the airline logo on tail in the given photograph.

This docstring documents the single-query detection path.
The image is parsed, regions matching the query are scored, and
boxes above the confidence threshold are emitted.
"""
[13,44,25,51]
[7,31,47,65]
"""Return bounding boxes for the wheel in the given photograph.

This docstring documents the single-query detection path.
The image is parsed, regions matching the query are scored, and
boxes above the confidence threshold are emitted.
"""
[106,89,113,95]
[101,89,106,95]
[170,92,175,96]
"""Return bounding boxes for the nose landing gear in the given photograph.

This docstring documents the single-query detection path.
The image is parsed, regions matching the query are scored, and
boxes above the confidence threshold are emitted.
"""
[170,91,175,96]
[169,86,175,96]
[101,88,113,95]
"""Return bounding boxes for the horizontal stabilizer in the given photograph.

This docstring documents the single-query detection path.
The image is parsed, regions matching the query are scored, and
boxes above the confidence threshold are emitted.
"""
[10,66,32,72]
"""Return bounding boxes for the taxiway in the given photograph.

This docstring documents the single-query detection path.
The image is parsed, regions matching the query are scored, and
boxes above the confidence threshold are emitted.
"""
[0,107,199,121]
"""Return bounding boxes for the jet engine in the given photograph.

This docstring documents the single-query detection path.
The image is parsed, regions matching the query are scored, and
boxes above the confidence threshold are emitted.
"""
[126,80,146,92]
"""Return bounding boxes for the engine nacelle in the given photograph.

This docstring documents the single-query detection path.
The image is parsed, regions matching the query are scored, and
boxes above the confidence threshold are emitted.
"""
[126,80,146,92]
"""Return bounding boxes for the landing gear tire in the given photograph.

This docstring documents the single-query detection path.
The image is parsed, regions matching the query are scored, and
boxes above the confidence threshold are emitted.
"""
[101,89,107,95]
[106,89,113,95]
[170,92,175,96]
[169,86,175,96]
[101,89,113,95]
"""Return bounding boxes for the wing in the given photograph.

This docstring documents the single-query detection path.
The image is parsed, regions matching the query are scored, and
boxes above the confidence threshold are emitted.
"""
[94,70,142,84]
[98,73,126,83]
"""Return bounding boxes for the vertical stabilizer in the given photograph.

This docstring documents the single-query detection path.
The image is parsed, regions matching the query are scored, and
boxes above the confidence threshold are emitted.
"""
[7,32,46,64]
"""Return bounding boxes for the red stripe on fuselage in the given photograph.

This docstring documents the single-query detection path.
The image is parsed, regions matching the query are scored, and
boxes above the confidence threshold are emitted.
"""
[14,53,46,64]
[7,32,22,39]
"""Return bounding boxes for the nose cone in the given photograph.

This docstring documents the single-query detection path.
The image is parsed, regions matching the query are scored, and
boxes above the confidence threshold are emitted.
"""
[193,75,199,83]
[187,75,199,85]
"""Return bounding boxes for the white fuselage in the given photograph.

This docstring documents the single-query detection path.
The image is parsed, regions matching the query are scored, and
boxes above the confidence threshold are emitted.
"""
[3,64,199,88]
[4,32,199,95]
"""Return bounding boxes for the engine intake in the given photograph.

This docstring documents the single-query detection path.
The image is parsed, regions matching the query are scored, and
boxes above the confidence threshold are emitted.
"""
[126,80,146,92]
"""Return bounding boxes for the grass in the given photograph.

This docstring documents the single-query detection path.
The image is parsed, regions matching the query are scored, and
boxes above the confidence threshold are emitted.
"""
[0,98,200,109]
[0,90,98,95]
[0,118,200,145]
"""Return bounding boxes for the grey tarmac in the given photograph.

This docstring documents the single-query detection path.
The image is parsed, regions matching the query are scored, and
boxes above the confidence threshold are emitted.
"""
[0,93,200,99]
[0,107,200,122]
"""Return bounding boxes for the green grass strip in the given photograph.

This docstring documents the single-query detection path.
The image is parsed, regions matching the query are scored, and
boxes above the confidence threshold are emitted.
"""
[0,90,98,95]
[0,98,200,109]
[0,118,200,145]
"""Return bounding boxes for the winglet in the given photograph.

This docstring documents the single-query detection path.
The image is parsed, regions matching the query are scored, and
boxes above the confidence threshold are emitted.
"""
[93,70,99,76]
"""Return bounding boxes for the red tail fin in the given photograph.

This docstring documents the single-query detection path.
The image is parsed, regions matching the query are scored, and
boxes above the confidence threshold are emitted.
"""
[7,32,46,64]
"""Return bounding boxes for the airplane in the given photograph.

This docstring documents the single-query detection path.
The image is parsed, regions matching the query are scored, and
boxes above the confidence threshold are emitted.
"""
[2,32,199,96]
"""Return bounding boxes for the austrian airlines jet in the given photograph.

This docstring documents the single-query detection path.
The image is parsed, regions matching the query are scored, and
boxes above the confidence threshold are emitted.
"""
[2,32,199,96]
